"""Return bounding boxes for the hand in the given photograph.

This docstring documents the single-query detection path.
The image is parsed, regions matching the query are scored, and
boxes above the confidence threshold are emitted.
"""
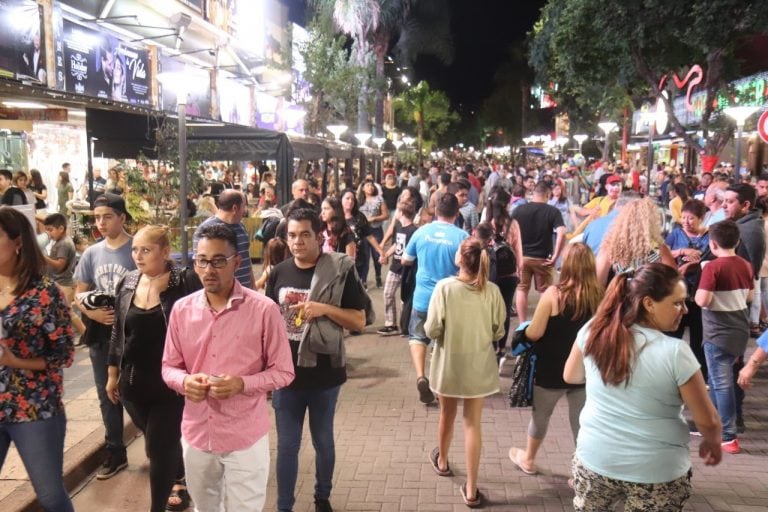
[106,375,120,404]
[289,301,327,323]
[379,255,389,265]
[85,307,115,325]
[698,439,722,466]
[183,373,210,403]
[0,340,13,367]
[737,364,758,390]
[544,257,556,267]
[683,249,702,263]
[208,375,244,400]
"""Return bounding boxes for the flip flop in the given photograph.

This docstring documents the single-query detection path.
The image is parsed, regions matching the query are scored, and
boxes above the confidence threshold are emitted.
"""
[460,483,484,508]
[429,447,452,476]
[508,447,537,475]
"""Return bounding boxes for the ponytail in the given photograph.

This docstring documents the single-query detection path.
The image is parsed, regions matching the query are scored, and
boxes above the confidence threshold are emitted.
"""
[476,247,489,291]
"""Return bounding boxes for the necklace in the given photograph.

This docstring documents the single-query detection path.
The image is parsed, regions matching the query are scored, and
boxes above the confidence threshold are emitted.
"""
[143,272,167,303]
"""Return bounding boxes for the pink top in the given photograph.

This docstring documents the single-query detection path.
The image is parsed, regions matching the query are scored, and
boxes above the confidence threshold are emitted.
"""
[162,281,294,453]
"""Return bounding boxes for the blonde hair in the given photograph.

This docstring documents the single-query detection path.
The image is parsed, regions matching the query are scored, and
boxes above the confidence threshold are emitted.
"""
[557,242,603,319]
[601,198,663,269]
[134,225,170,249]
[459,237,490,290]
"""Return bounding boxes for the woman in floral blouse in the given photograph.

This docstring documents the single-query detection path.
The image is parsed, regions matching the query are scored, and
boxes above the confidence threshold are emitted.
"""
[0,207,75,511]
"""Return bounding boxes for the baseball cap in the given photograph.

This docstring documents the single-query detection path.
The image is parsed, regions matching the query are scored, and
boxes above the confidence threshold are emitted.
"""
[606,174,623,185]
[93,193,132,221]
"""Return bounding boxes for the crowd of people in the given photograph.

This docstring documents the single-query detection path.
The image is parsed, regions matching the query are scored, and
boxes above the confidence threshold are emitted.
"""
[1,153,768,512]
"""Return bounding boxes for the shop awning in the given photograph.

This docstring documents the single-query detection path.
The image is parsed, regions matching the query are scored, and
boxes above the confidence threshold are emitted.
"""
[86,108,163,159]
[288,135,353,160]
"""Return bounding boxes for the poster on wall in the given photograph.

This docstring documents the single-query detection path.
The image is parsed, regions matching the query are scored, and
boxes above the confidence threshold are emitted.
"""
[59,20,150,105]
[255,92,279,130]
[158,54,212,118]
[0,0,46,83]
[217,77,250,125]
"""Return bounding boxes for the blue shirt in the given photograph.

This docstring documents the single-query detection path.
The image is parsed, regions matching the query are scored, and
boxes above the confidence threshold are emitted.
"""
[575,323,700,484]
[402,221,468,312]
[582,209,618,255]
[756,329,768,352]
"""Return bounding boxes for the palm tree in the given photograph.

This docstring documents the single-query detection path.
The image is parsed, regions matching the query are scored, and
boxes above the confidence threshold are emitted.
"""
[395,81,458,166]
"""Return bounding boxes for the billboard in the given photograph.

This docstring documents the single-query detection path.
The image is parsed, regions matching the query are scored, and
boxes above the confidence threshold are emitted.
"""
[0,0,46,83]
[58,20,151,105]
[218,76,251,125]
[158,54,212,118]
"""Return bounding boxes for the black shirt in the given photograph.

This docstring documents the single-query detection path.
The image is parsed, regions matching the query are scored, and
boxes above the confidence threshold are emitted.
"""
[33,184,47,209]
[532,305,589,389]
[266,257,367,390]
[511,202,564,259]
[381,185,400,211]
[1,187,27,206]
[389,221,417,274]
[346,212,372,263]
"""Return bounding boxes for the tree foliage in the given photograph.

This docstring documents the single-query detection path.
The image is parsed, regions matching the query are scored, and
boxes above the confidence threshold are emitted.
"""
[529,0,768,156]
[394,80,459,162]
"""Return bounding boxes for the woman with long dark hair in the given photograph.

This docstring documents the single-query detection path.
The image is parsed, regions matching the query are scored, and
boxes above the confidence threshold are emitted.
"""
[483,187,521,358]
[425,237,506,508]
[0,207,74,511]
[106,226,202,512]
[29,169,47,212]
[564,263,721,511]
[341,189,383,289]
[320,197,356,258]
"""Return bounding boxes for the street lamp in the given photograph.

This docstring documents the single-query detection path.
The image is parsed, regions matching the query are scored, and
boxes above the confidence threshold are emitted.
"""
[573,134,588,153]
[158,71,190,266]
[354,132,372,148]
[724,106,759,183]
[327,124,348,143]
[598,121,618,162]
[372,137,387,150]
[392,139,404,164]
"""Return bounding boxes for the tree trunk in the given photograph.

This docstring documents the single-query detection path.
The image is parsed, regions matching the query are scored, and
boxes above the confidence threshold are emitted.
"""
[373,34,387,137]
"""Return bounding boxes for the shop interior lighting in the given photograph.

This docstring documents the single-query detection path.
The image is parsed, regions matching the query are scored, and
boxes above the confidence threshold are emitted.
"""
[2,101,47,109]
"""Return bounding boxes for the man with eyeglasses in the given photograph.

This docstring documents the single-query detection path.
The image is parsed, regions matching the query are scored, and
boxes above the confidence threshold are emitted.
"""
[193,189,255,288]
[265,208,367,512]
[162,223,294,511]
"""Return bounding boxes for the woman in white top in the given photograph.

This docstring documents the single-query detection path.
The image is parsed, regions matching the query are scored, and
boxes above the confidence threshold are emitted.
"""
[564,263,721,511]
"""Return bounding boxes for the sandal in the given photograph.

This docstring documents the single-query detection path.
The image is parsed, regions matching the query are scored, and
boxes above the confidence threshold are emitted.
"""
[508,447,537,475]
[429,447,452,476]
[166,480,191,512]
[460,483,484,508]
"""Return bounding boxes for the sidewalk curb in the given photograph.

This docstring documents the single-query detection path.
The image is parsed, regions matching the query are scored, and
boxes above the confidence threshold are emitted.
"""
[1,421,139,512]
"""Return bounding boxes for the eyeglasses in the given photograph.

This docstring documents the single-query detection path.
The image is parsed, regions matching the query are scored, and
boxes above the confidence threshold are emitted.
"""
[193,254,236,269]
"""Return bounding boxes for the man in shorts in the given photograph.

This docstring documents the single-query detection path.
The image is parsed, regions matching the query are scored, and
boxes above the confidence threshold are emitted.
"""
[512,182,565,322]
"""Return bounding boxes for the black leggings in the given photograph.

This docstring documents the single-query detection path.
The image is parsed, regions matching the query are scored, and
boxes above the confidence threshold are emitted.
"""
[123,396,185,512]
[495,275,519,352]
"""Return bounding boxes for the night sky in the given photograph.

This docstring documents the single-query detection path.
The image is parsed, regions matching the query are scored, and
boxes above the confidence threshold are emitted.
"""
[413,0,545,110]
[290,0,547,110]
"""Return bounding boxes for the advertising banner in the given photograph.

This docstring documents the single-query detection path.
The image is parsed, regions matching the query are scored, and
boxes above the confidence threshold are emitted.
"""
[218,76,251,125]
[158,54,212,118]
[255,92,279,130]
[0,0,46,83]
[59,20,150,105]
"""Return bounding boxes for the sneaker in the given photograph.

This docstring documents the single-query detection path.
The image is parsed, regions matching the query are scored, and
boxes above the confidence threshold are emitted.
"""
[377,325,398,336]
[721,438,740,454]
[96,452,128,480]
[314,498,333,512]
[416,377,435,404]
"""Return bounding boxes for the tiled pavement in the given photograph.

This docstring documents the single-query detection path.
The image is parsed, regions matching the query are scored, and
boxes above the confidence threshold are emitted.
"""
[3,283,768,511]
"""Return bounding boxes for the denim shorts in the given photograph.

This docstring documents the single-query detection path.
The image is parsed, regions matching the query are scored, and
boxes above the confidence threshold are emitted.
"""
[408,309,430,346]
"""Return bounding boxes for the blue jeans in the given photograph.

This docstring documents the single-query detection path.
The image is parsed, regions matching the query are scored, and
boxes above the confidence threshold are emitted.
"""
[704,342,737,441]
[272,385,341,511]
[0,414,73,511]
[89,341,125,454]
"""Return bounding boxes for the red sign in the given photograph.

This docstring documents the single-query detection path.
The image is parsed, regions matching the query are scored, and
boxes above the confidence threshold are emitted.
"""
[758,110,768,144]
[0,108,68,121]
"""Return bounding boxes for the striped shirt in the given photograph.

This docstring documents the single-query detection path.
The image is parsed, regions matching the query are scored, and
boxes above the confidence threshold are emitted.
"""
[699,255,753,356]
[193,216,252,288]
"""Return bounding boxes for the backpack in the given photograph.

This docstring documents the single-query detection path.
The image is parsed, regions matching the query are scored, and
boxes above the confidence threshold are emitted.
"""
[255,216,280,243]
[493,235,516,278]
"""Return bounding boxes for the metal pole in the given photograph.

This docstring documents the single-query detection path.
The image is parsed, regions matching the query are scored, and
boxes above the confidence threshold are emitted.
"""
[86,134,95,208]
[734,123,742,184]
[178,101,189,266]
[646,124,654,194]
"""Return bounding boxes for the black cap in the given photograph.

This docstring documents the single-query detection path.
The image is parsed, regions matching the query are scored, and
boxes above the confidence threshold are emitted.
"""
[93,193,132,222]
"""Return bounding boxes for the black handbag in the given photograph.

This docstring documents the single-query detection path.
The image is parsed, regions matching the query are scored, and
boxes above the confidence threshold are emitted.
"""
[507,349,537,408]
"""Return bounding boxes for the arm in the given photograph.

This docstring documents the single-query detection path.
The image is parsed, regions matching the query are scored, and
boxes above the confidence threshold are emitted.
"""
[679,371,722,466]
[44,254,68,272]
[694,289,713,308]
[548,226,566,265]
[74,281,115,325]
[563,342,586,384]
[380,212,399,246]
[366,234,383,256]
[738,346,768,389]
[596,250,611,287]
[508,219,524,275]
[424,283,445,340]
[297,301,365,332]
[525,287,555,341]
[345,240,356,260]
[375,201,389,222]
[659,244,676,268]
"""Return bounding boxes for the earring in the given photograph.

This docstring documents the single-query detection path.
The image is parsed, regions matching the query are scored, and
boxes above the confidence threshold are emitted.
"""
[15,248,19,255]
